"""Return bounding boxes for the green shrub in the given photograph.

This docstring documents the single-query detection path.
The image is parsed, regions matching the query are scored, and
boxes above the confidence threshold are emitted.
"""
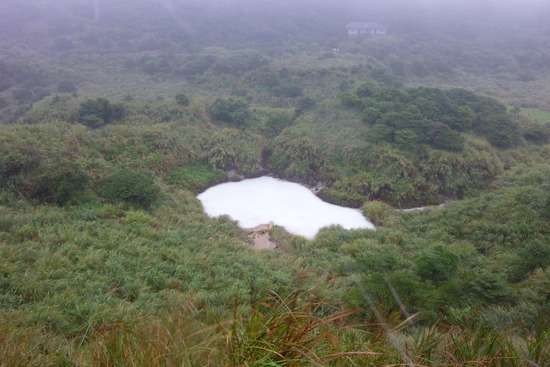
[272,82,303,98]
[477,115,521,149]
[21,161,89,205]
[168,163,225,192]
[427,122,465,152]
[507,240,550,281]
[175,94,190,106]
[269,131,325,185]
[464,270,512,304]
[415,246,458,283]
[294,97,316,114]
[521,120,550,145]
[0,146,40,184]
[356,81,380,98]
[362,201,398,227]
[78,98,126,128]
[25,94,80,124]
[261,109,293,137]
[98,169,160,208]
[339,93,363,109]
[209,97,250,126]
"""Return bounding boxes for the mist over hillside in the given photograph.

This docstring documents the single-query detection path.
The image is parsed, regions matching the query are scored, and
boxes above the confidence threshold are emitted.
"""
[1,0,549,45]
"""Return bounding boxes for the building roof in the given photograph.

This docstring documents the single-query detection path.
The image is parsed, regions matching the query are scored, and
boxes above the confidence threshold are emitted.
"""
[346,22,386,31]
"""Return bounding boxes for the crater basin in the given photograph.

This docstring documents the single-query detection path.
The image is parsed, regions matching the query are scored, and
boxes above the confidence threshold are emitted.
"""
[197,176,375,239]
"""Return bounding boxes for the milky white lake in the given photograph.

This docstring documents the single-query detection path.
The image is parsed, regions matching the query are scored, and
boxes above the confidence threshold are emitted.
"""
[197,176,375,239]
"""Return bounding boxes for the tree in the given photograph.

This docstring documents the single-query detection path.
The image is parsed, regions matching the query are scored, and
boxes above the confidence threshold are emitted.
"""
[522,121,550,145]
[263,110,293,137]
[294,97,316,114]
[272,83,303,98]
[78,98,126,128]
[21,161,89,205]
[416,246,458,283]
[480,115,521,149]
[339,93,363,109]
[362,201,398,227]
[269,131,325,184]
[175,93,190,106]
[508,240,550,281]
[356,81,379,98]
[394,129,418,151]
[464,270,511,304]
[98,169,159,208]
[208,97,250,126]
[427,122,465,152]
[57,81,78,94]
[452,105,476,131]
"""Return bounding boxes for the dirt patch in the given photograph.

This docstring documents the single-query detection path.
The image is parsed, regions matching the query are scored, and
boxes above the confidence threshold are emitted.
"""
[399,203,448,213]
[246,223,277,250]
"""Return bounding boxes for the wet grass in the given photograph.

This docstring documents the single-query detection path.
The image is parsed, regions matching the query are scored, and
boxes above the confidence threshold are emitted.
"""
[1,292,548,366]
[522,108,550,124]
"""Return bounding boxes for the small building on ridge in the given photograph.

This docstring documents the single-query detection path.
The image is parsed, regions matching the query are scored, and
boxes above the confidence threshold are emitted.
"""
[346,22,387,37]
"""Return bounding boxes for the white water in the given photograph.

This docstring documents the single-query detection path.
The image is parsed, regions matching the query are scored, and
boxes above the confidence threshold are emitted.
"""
[197,176,375,239]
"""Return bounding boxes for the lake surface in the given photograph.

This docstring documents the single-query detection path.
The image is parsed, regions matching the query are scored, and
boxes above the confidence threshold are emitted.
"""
[197,176,374,239]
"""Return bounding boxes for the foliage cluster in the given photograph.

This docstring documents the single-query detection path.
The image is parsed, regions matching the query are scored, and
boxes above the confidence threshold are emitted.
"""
[0,111,548,366]
[208,97,251,126]
[168,163,225,193]
[1,4,550,361]
[343,84,521,150]
[78,98,126,128]
[99,169,159,208]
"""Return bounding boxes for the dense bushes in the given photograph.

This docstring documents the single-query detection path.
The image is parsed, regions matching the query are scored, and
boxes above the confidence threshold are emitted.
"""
[98,169,159,208]
[0,152,88,205]
[168,163,225,192]
[0,145,40,185]
[175,93,190,106]
[320,140,502,208]
[268,130,326,184]
[20,161,89,205]
[252,108,294,137]
[341,170,550,323]
[343,85,522,151]
[361,201,398,226]
[521,119,550,145]
[209,97,250,126]
[0,98,548,366]
[78,98,126,128]
[415,246,458,283]
[0,125,91,205]
[203,128,265,175]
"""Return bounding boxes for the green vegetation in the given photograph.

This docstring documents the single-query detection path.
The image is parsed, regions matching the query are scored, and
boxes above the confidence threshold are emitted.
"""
[168,163,225,192]
[522,108,550,124]
[78,98,126,128]
[175,93,190,107]
[0,106,548,364]
[1,0,550,365]
[349,85,520,150]
[209,97,251,126]
[99,169,160,208]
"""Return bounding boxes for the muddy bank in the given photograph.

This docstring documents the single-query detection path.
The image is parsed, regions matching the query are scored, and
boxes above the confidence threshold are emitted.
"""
[246,223,277,250]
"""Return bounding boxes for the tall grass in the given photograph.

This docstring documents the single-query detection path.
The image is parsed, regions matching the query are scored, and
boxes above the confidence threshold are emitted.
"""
[2,293,548,366]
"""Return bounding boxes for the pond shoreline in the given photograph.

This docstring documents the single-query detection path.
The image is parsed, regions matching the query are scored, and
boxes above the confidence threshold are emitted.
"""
[198,176,374,241]
[222,170,451,212]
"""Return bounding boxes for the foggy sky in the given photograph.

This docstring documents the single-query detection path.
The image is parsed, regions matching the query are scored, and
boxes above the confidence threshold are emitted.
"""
[1,0,549,40]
